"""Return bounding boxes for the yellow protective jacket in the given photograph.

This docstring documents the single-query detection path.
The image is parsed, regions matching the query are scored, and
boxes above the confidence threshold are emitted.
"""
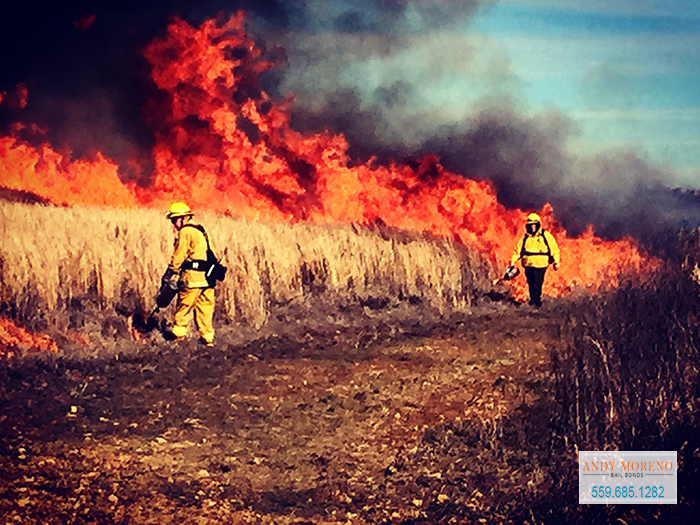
[511,230,561,268]
[168,223,213,288]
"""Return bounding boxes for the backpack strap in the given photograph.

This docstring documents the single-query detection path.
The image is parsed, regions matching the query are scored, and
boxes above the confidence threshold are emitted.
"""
[519,233,528,259]
[520,230,552,257]
[181,224,217,258]
[178,224,227,283]
[181,223,208,248]
[180,224,219,270]
[541,229,551,254]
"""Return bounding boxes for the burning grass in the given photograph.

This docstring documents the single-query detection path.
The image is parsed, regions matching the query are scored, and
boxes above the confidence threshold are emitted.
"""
[0,200,492,349]
[0,7,695,523]
[0,13,653,305]
[0,317,58,358]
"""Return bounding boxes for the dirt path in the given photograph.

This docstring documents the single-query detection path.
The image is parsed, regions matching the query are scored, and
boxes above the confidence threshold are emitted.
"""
[0,305,564,524]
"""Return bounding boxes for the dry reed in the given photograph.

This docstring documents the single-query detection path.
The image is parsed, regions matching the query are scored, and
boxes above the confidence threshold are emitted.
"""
[0,201,492,332]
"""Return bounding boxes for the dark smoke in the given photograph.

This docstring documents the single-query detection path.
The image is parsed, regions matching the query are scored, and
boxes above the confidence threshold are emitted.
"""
[417,109,700,242]
[1,0,698,244]
[261,2,700,243]
[0,0,290,182]
[0,0,483,181]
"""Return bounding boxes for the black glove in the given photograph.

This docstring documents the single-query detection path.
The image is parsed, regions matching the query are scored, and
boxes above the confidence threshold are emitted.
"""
[161,269,178,289]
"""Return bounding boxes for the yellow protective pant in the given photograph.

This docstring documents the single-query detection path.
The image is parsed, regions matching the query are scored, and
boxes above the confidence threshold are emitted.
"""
[171,287,215,343]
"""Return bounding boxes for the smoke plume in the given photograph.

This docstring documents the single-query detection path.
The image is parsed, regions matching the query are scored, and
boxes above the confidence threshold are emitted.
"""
[1,0,698,244]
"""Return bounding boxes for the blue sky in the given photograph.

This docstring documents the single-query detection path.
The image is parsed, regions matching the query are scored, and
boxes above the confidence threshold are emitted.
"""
[280,0,700,188]
[469,0,700,186]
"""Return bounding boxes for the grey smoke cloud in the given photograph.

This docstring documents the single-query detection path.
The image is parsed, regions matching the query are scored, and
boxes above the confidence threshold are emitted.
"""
[1,0,697,245]
[265,1,700,242]
[270,1,501,154]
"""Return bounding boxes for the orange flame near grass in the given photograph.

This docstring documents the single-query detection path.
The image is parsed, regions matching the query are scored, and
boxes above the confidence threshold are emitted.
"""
[0,317,58,358]
[0,137,139,208]
[0,12,651,301]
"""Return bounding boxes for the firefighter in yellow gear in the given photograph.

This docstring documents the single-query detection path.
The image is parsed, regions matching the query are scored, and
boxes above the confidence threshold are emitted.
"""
[163,202,216,346]
[511,213,560,307]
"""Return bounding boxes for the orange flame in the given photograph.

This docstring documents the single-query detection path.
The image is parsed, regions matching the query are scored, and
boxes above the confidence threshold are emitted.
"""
[0,137,139,207]
[0,317,58,358]
[0,12,653,300]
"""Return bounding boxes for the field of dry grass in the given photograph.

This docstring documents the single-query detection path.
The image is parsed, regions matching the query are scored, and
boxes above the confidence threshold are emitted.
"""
[0,200,492,346]
[2,201,699,523]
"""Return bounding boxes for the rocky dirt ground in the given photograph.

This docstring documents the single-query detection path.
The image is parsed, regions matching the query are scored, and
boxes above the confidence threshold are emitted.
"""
[0,301,602,523]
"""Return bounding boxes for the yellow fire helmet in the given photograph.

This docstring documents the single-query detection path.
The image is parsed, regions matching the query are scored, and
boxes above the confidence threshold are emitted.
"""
[166,201,193,219]
[526,212,541,224]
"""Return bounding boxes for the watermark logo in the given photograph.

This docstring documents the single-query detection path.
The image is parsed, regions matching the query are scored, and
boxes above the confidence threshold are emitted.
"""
[579,451,677,504]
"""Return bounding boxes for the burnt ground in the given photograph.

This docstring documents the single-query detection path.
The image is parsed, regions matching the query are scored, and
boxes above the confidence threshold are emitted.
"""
[0,299,677,524]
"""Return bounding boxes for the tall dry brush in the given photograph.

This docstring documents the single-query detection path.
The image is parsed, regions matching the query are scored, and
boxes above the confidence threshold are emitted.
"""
[0,201,492,335]
[543,230,700,522]
[553,265,700,450]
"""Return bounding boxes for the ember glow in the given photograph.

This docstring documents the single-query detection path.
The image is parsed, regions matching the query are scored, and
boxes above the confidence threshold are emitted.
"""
[0,13,650,300]
[0,137,138,208]
[0,317,58,358]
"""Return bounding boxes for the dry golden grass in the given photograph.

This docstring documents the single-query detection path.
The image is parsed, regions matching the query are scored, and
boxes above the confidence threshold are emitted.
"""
[0,201,492,331]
